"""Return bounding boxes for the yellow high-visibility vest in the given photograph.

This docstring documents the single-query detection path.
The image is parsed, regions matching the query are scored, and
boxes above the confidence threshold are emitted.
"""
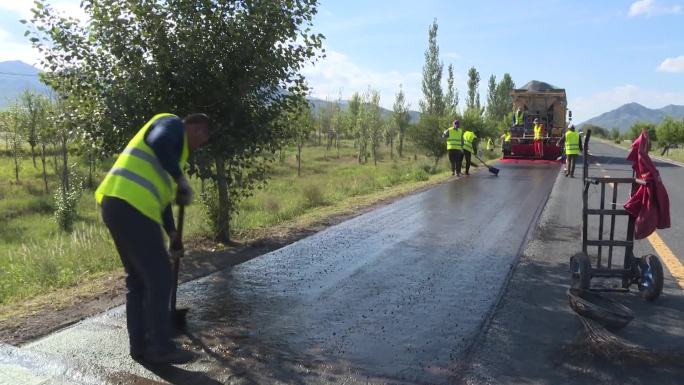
[515,111,524,125]
[533,124,543,140]
[565,130,581,155]
[463,131,477,153]
[504,133,511,142]
[446,128,464,150]
[95,113,189,224]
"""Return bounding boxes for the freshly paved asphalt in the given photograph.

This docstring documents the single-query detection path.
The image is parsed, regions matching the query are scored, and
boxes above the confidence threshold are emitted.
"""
[0,160,561,385]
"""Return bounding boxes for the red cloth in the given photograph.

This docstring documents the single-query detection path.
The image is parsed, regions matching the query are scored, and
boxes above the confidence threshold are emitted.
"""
[623,131,670,240]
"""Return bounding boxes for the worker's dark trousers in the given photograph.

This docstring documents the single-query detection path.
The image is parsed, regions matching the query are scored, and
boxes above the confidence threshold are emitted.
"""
[101,196,173,354]
[448,149,463,175]
[463,151,473,174]
[566,154,578,176]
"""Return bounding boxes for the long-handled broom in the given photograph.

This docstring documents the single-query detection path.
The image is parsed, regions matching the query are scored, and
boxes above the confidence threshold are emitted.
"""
[171,205,189,330]
[473,153,500,176]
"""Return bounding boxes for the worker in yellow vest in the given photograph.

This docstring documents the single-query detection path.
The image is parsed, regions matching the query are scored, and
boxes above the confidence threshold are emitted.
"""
[501,129,512,156]
[95,113,210,364]
[442,119,464,176]
[463,129,477,175]
[514,107,524,126]
[533,118,544,158]
[564,123,583,177]
[486,138,494,152]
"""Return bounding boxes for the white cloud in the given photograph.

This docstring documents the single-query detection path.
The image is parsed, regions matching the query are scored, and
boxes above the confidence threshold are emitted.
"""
[571,85,684,123]
[0,27,41,64]
[657,55,684,72]
[0,0,86,20]
[628,0,682,17]
[443,52,461,59]
[302,49,423,109]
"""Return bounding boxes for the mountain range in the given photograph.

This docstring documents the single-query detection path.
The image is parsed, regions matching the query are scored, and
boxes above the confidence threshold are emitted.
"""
[0,61,49,107]
[579,102,684,132]
[2,60,681,130]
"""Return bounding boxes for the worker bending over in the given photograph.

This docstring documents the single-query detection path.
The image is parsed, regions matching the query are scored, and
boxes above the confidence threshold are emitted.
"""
[95,113,210,364]
[463,128,477,175]
[442,119,464,176]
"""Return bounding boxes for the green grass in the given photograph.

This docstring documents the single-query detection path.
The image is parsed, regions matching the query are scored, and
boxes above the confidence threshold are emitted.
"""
[0,140,476,305]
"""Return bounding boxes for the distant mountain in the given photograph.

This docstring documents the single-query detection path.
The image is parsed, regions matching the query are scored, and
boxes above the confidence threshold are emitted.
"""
[0,61,50,108]
[579,102,684,132]
[308,97,421,123]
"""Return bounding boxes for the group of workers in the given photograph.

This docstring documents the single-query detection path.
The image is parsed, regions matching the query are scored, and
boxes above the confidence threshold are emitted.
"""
[445,105,583,177]
[442,119,479,176]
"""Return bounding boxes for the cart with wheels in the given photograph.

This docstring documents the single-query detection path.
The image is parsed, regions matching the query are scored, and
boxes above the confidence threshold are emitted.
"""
[569,130,664,301]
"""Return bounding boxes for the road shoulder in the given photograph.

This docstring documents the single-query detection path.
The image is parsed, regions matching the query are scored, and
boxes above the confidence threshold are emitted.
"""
[464,166,684,385]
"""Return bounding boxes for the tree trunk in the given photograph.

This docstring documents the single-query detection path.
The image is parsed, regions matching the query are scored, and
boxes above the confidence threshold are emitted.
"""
[214,154,231,243]
[41,143,48,193]
[297,143,302,177]
[373,146,377,166]
[399,134,404,158]
[390,137,394,159]
[88,152,95,188]
[14,153,20,183]
[336,131,340,158]
[52,143,60,175]
[61,136,69,192]
[31,145,37,168]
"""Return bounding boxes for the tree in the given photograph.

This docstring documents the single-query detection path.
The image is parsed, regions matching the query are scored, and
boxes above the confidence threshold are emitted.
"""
[292,102,316,177]
[486,75,497,120]
[27,0,324,242]
[496,73,515,117]
[610,127,621,141]
[419,20,445,116]
[392,84,411,158]
[444,64,458,117]
[466,67,481,111]
[414,20,447,165]
[19,90,45,168]
[628,122,657,143]
[1,107,24,182]
[656,116,684,147]
[365,89,383,165]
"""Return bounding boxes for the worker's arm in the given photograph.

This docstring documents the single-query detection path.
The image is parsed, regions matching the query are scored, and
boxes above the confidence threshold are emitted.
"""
[162,204,176,236]
[442,129,450,138]
[579,136,583,153]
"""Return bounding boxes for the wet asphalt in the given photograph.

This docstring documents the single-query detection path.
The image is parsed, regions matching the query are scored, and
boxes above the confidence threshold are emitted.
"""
[1,160,560,385]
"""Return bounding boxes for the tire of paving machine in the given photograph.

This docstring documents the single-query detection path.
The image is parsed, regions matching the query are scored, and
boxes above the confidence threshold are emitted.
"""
[570,252,592,290]
[638,254,664,302]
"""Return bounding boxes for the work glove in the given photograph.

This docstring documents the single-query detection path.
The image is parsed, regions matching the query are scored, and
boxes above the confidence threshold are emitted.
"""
[176,176,193,206]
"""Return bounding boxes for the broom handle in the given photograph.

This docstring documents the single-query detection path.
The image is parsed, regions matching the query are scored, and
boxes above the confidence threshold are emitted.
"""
[170,205,185,311]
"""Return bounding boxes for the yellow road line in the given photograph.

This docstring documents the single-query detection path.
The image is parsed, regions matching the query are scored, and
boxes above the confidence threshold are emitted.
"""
[648,232,684,289]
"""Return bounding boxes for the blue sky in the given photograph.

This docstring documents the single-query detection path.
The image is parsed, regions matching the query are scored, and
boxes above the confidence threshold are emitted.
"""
[1,0,683,122]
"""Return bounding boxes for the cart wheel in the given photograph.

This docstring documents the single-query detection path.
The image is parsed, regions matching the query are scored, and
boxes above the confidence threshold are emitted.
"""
[570,252,591,290]
[638,254,664,302]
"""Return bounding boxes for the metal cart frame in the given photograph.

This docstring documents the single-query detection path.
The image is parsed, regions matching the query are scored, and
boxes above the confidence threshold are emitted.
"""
[569,130,664,301]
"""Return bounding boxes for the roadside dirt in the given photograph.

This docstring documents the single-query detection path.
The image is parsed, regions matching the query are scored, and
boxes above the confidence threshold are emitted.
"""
[0,175,453,346]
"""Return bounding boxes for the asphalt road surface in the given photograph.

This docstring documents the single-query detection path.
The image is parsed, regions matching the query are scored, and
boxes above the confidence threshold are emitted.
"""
[1,159,561,385]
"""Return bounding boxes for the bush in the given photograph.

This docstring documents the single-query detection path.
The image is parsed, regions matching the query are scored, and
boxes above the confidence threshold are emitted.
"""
[411,168,430,181]
[301,182,326,208]
[53,165,84,233]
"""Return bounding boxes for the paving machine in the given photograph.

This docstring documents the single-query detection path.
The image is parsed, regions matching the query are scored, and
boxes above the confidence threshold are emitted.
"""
[504,81,568,160]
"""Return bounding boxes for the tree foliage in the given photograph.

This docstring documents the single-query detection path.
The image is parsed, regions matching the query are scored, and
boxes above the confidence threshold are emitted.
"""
[392,85,411,158]
[26,0,324,242]
[466,67,481,111]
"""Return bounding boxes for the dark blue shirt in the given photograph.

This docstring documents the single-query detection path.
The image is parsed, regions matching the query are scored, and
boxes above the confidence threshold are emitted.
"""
[144,116,185,180]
